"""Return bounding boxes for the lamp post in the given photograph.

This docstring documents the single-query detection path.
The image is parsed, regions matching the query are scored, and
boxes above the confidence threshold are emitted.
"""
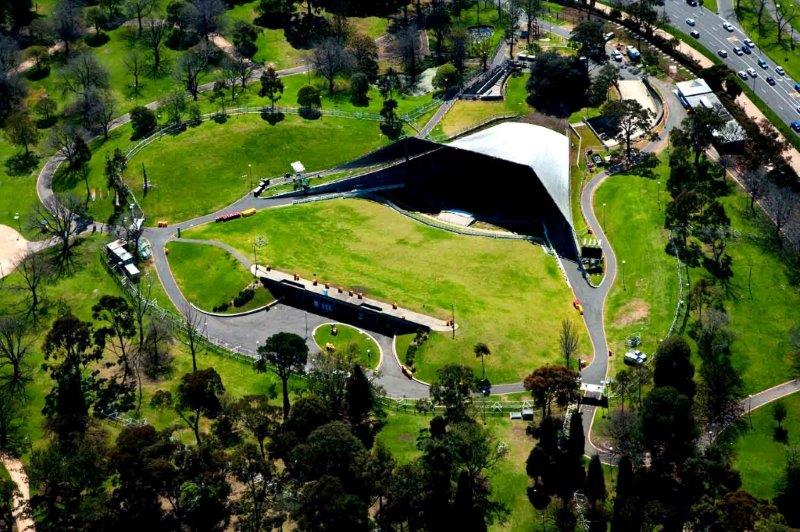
[748,394,753,428]
[248,164,253,189]
[621,259,627,290]
[656,180,661,207]
[13,213,20,240]
[602,202,607,229]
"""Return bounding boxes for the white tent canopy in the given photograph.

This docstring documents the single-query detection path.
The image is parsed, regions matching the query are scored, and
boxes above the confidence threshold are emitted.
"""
[449,122,573,228]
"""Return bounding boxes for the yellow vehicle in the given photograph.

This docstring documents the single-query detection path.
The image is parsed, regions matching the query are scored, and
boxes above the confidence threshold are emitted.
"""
[241,208,257,218]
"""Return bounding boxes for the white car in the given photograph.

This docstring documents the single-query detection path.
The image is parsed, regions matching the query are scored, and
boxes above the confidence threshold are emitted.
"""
[747,67,757,78]
[776,66,786,75]
[744,38,755,47]
[612,51,623,61]
[723,21,734,31]
[737,70,748,80]
[686,17,696,26]
[733,46,743,56]
[717,49,728,58]
[624,350,648,367]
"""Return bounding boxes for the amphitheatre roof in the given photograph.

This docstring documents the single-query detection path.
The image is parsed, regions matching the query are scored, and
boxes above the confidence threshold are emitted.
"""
[448,122,572,227]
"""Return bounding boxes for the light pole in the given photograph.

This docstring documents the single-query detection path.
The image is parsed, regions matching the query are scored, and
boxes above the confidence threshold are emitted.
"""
[621,259,627,290]
[248,163,253,190]
[656,180,661,207]
[748,394,753,428]
[13,213,20,240]
[602,202,607,229]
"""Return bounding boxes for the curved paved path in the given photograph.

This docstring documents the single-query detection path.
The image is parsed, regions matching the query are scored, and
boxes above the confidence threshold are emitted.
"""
[1,454,34,531]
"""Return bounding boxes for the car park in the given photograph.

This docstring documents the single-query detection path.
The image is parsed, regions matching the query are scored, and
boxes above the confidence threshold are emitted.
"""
[718,49,728,58]
[686,17,696,26]
[766,76,776,85]
[775,66,785,75]
[624,350,648,367]
[737,70,748,80]
[690,30,700,38]
[742,46,751,54]
[747,68,757,78]
[723,21,734,31]
[758,58,768,68]
[744,38,755,47]
[733,46,743,55]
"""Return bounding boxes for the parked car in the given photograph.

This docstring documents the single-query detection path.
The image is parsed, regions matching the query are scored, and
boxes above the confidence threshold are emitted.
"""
[723,21,734,31]
[742,46,751,54]
[775,66,785,75]
[747,68,757,78]
[758,58,768,68]
[733,46,743,55]
[686,17,696,26]
[612,51,623,61]
[690,29,700,38]
[604,32,615,41]
[624,350,648,366]
[766,76,776,85]
[744,38,755,47]
[737,70,748,80]
[792,121,800,132]
[717,49,728,58]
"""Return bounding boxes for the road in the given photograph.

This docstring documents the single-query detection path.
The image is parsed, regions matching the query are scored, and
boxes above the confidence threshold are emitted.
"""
[657,0,800,128]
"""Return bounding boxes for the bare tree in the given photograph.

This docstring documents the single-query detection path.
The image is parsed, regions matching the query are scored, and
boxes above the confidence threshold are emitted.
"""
[397,23,422,87]
[60,52,111,99]
[144,19,168,73]
[190,0,225,41]
[559,319,580,370]
[29,194,85,270]
[0,317,34,397]
[180,303,205,372]
[775,1,798,44]
[741,168,766,213]
[516,0,542,44]
[124,49,145,95]
[17,251,51,323]
[47,123,88,169]
[765,183,795,242]
[311,37,353,94]
[52,0,83,57]
[125,0,157,36]
[227,54,256,90]
[140,319,174,379]
[175,49,209,100]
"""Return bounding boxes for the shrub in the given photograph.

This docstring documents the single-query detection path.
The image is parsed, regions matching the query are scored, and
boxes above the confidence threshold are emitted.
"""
[232,21,259,58]
[213,301,231,312]
[150,390,173,408]
[297,85,322,109]
[130,106,157,139]
[349,72,369,106]
[432,63,458,90]
[4,152,39,176]
[233,287,255,307]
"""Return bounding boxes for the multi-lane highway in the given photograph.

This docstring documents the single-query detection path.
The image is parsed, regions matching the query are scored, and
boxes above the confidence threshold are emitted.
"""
[657,0,800,131]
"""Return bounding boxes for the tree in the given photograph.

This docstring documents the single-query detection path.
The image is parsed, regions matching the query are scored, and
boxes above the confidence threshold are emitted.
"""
[773,402,788,431]
[559,319,579,370]
[474,342,490,381]
[294,475,370,532]
[516,0,542,43]
[470,37,493,71]
[397,23,422,87]
[230,442,286,531]
[175,49,208,100]
[570,19,606,62]
[226,54,256,91]
[584,454,607,505]
[503,0,523,59]
[4,110,39,156]
[523,364,580,416]
[130,105,157,139]
[34,95,58,126]
[379,97,401,138]
[775,447,800,527]
[590,62,620,106]
[297,84,321,109]
[0,36,25,125]
[0,316,33,397]
[640,385,697,463]
[259,63,284,112]
[255,332,308,419]
[429,364,477,422]
[29,194,85,270]
[92,295,136,386]
[349,71,369,105]
[347,32,379,81]
[312,37,353,94]
[653,335,695,400]
[179,303,204,372]
[124,49,145,96]
[190,0,225,40]
[612,455,642,530]
[60,53,111,99]
[602,98,653,160]
[163,89,188,126]
[432,62,458,91]
[526,51,590,116]
[17,250,51,323]
[175,367,225,446]
[0,475,14,532]
[52,0,83,57]
[695,310,743,425]
[775,1,798,44]
[608,368,635,413]
[427,0,451,61]
[126,0,157,36]
[232,20,258,57]
[675,107,726,165]
[144,19,168,73]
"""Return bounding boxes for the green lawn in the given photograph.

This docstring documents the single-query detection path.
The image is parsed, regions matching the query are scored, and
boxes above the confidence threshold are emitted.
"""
[597,159,800,392]
[0,139,42,239]
[313,322,381,369]
[67,113,390,224]
[184,198,589,383]
[725,393,800,499]
[735,0,800,82]
[165,241,274,313]
[434,73,531,139]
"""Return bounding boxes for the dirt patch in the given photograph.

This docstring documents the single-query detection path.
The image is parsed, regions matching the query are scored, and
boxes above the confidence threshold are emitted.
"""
[613,298,650,327]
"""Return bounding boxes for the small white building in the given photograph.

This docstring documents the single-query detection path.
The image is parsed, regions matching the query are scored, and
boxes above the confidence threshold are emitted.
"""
[675,78,745,144]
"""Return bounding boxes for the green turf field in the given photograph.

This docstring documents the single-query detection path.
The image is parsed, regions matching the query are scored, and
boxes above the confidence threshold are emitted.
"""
[183,198,590,383]
[165,241,274,313]
[313,322,381,369]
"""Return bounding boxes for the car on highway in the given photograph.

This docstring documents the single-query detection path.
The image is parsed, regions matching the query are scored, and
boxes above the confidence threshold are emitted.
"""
[733,46,743,55]
[742,46,751,54]
[687,0,697,5]
[796,106,800,114]
[737,70,748,80]
[766,76,776,85]
[747,68,757,78]
[744,38,755,47]
[796,82,800,91]
[723,21,734,31]
[718,49,728,57]
[792,121,800,133]
[686,17,696,26]
[775,66,785,75]
[690,29,700,38]
[758,58,769,68]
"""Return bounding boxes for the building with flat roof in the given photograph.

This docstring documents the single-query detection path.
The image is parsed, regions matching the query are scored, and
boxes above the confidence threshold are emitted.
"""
[675,78,745,144]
